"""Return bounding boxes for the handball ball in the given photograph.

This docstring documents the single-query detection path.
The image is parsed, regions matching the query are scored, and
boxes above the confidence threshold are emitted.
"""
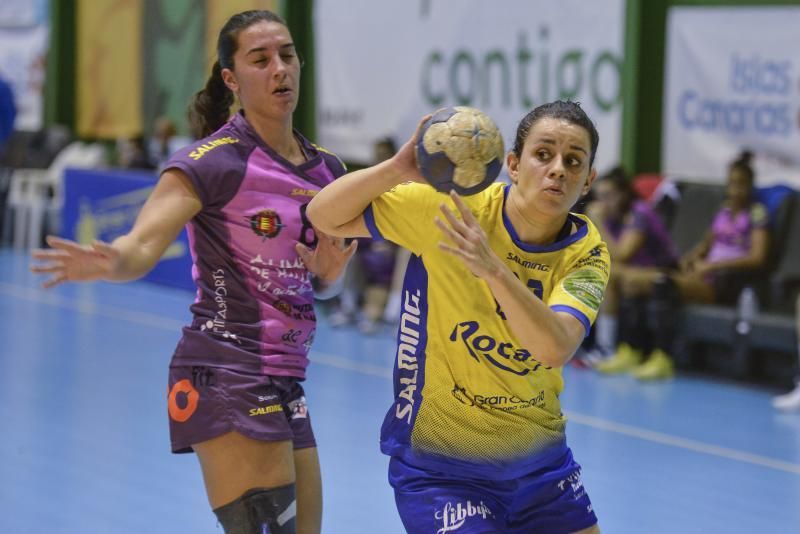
[416,106,505,196]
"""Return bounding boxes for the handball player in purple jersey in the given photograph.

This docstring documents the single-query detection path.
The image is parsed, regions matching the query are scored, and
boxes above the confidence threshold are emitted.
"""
[31,10,355,534]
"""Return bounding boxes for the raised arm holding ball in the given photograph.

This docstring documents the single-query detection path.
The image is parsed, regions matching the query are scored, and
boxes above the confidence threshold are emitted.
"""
[307,100,607,533]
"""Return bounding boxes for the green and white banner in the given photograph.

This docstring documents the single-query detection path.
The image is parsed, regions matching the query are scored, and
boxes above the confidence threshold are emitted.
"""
[663,7,800,186]
[315,0,625,171]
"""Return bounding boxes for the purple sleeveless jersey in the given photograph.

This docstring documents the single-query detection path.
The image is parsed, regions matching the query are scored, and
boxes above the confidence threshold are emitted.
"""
[162,112,346,378]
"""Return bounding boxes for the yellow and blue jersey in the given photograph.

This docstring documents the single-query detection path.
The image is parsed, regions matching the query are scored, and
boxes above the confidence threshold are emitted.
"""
[364,182,610,479]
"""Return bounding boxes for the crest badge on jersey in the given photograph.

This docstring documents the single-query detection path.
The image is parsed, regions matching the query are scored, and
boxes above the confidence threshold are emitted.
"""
[248,209,284,239]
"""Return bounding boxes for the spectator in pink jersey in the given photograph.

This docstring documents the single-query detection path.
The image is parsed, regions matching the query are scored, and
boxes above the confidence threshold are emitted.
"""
[31,10,356,534]
[598,151,769,380]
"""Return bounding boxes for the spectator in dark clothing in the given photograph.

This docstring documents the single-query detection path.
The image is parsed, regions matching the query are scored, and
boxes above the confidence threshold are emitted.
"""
[584,167,678,366]
[0,75,16,150]
[118,135,155,170]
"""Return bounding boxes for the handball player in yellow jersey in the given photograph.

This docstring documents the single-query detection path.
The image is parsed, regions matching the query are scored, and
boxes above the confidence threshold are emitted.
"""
[308,100,608,533]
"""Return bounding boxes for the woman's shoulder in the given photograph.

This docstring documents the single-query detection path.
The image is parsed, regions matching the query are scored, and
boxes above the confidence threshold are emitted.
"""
[630,198,657,217]
[178,129,247,164]
[163,124,250,177]
[626,199,662,228]
[305,138,348,177]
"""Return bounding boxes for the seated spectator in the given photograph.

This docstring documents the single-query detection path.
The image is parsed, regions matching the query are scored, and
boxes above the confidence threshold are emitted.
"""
[773,293,800,411]
[117,135,155,170]
[599,151,769,380]
[148,116,191,170]
[584,167,678,365]
[355,237,398,333]
[148,116,177,168]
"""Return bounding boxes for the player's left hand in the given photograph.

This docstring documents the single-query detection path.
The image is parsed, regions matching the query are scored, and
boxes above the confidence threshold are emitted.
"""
[436,190,502,279]
[295,232,358,285]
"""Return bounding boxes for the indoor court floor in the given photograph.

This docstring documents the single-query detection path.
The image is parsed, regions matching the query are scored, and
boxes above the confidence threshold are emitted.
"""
[1,248,799,533]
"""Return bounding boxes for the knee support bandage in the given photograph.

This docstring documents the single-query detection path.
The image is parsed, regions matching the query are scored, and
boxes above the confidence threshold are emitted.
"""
[213,483,297,534]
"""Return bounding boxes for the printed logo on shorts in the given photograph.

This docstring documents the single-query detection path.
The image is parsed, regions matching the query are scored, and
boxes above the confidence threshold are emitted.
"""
[434,500,493,533]
[557,469,587,501]
[168,379,199,423]
[249,404,283,417]
[288,396,308,419]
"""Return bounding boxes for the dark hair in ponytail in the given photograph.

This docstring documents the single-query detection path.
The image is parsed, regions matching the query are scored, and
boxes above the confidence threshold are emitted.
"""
[729,149,755,187]
[188,61,235,138]
[188,10,289,138]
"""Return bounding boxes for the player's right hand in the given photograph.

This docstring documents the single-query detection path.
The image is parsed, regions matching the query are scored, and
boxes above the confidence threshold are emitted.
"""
[31,236,121,288]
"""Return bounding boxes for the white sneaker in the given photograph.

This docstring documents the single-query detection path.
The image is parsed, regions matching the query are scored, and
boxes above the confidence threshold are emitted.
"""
[772,383,800,412]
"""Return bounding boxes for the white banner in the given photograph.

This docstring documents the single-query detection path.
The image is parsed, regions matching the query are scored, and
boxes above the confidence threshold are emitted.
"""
[0,0,44,28]
[315,0,625,172]
[663,7,800,187]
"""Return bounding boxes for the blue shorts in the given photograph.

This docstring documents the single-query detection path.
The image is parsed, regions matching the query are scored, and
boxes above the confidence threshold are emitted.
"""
[389,448,597,533]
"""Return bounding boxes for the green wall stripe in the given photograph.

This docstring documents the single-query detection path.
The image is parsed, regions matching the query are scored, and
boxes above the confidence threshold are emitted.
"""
[45,0,76,129]
[285,0,316,142]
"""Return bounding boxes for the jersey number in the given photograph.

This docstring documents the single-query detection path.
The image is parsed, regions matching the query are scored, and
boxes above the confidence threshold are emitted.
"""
[298,203,317,248]
[495,277,543,320]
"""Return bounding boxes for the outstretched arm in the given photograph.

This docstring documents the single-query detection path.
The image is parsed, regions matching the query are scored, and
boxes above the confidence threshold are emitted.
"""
[31,169,202,288]
[306,118,429,238]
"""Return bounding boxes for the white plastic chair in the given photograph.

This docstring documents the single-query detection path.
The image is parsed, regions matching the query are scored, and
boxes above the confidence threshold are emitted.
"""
[43,141,106,237]
[4,142,106,249]
[4,168,51,249]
